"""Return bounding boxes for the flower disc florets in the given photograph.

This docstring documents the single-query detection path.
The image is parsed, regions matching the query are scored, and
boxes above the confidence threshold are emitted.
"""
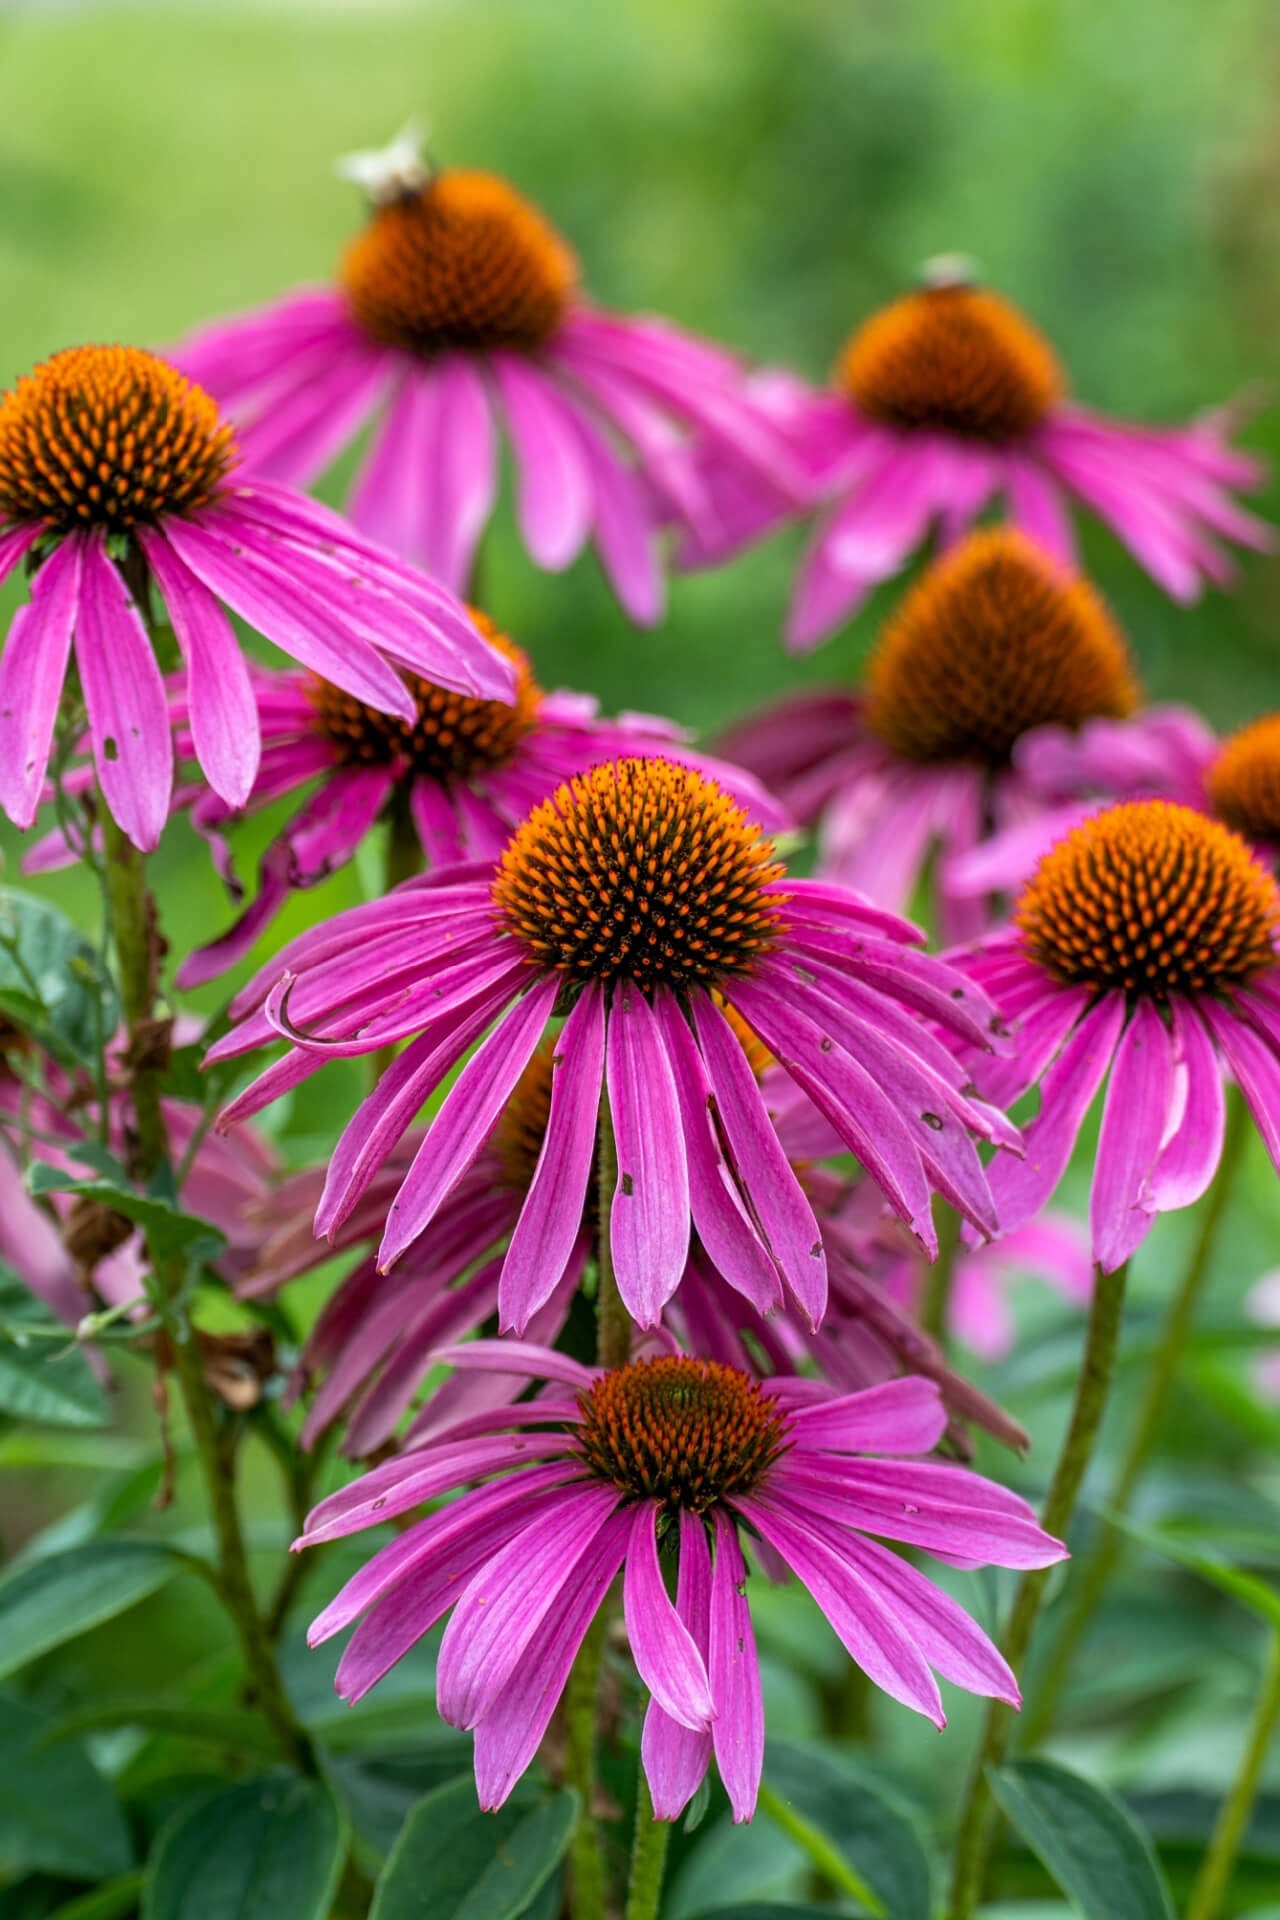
[864,530,1139,766]
[1207,714,1280,845]
[577,1356,789,1512]
[306,615,540,775]
[1016,800,1280,997]
[492,759,787,993]
[837,284,1064,441]
[0,345,236,533]
[340,169,578,356]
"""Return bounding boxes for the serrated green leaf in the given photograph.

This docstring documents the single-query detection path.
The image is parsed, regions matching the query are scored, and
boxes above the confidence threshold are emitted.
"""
[987,1758,1175,1920]
[369,1778,578,1920]
[762,1740,931,1918]
[0,1539,186,1679]
[0,1697,132,1881]
[0,890,117,1069]
[0,1273,108,1429]
[24,1167,226,1263]
[143,1774,345,1920]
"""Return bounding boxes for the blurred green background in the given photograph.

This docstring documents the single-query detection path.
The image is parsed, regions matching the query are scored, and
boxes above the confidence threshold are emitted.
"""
[2,2,1280,1906]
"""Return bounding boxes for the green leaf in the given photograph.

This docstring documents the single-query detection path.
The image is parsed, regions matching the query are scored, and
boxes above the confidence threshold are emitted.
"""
[0,889,117,1069]
[0,1539,186,1680]
[0,1273,108,1430]
[987,1759,1175,1920]
[143,1774,346,1920]
[50,1704,277,1759]
[25,1167,226,1263]
[1097,1507,1280,1629]
[370,1777,578,1920]
[46,1875,145,1920]
[0,1697,132,1881]
[762,1741,932,1919]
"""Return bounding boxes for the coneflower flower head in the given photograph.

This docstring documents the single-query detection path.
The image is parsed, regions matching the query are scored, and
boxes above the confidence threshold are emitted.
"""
[211,757,1014,1331]
[174,129,802,622]
[300,1346,1066,1817]
[953,799,1280,1270]
[679,266,1271,649]
[0,344,510,849]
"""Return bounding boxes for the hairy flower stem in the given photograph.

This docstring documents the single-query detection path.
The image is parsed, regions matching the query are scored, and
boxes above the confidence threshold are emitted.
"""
[99,799,313,1774]
[566,1097,632,1918]
[1185,1627,1280,1920]
[99,808,168,1182]
[948,1258,1130,1920]
[1022,1093,1248,1748]
[920,1196,961,1345]
[625,1776,670,1920]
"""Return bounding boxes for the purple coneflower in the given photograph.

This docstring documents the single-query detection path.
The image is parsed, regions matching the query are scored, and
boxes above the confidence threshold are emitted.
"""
[210,757,1014,1332]
[174,134,799,624]
[951,799,1280,1272]
[678,270,1270,649]
[719,529,1186,940]
[299,1347,1066,1816]
[0,345,510,851]
[238,1044,1022,1460]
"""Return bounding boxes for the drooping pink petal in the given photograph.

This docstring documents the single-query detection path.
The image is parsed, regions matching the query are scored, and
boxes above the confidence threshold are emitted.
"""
[500,983,605,1332]
[471,1509,631,1810]
[642,1512,715,1820]
[1144,996,1226,1211]
[425,356,498,591]
[708,1512,764,1822]
[988,989,1127,1232]
[0,535,82,828]
[690,993,826,1325]
[739,1495,945,1725]
[573,404,664,626]
[75,536,173,849]
[605,985,691,1325]
[1090,996,1176,1271]
[378,976,560,1269]
[624,1503,715,1732]
[437,1481,619,1730]
[785,1377,948,1456]
[139,528,259,808]
[492,352,593,569]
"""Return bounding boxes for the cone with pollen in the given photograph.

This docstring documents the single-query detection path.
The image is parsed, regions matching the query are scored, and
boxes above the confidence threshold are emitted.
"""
[0,346,236,532]
[1016,800,1280,997]
[950,797,1280,1272]
[492,757,788,992]
[865,530,1139,766]
[341,170,578,356]
[307,614,541,775]
[577,1356,789,1511]
[1207,714,1280,846]
[838,284,1064,441]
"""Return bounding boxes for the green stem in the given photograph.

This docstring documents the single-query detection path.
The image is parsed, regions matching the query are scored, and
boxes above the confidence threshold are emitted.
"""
[563,1608,610,1920]
[98,808,168,1181]
[98,796,313,1774]
[919,1197,961,1346]
[1185,1627,1280,1920]
[1021,1093,1248,1748]
[565,1092,633,1917]
[625,1775,670,1920]
[948,1259,1130,1920]
[596,1096,631,1371]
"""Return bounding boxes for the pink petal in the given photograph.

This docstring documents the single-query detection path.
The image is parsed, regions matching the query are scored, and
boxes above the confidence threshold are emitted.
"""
[709,1512,764,1822]
[642,1512,715,1820]
[605,985,691,1326]
[75,536,173,849]
[1090,997,1176,1271]
[0,536,82,828]
[1144,996,1226,1211]
[139,529,259,808]
[492,352,593,568]
[624,1504,715,1731]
